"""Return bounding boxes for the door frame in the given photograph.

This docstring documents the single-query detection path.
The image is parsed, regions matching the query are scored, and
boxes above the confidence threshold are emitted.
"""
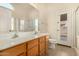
[57,9,75,47]
[75,6,79,48]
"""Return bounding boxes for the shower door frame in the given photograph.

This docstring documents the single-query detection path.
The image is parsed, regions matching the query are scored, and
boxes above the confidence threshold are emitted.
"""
[57,9,74,47]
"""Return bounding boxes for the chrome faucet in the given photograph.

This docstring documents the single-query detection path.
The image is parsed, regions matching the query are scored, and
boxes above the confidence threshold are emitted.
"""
[12,32,18,39]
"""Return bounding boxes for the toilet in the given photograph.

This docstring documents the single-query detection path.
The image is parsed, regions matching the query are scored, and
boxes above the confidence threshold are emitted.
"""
[49,39,57,49]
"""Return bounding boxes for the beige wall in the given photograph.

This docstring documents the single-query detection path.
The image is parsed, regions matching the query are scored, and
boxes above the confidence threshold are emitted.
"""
[35,4,79,47]
[47,9,58,39]
[34,4,78,45]
[35,4,59,38]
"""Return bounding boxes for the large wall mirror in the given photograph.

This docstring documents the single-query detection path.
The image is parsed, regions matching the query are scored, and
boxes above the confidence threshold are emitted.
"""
[11,3,39,32]
[0,3,39,33]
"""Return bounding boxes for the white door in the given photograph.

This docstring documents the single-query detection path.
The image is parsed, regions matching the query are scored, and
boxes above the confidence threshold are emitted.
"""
[76,8,79,48]
[57,9,73,47]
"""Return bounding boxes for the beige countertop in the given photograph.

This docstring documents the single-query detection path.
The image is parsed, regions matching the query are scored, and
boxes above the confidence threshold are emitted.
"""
[0,33,48,51]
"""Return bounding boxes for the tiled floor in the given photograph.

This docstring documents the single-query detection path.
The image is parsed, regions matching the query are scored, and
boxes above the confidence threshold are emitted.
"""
[48,45,79,56]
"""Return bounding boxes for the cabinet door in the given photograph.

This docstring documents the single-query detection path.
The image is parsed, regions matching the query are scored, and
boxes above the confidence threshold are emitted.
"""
[18,52,26,56]
[38,36,46,56]
[26,39,38,56]
[27,46,38,56]
[45,36,49,55]
[39,49,45,56]
[0,43,26,56]
[27,39,38,50]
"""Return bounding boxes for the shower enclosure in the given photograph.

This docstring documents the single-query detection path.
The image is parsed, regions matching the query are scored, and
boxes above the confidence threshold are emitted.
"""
[57,10,73,47]
[60,14,67,43]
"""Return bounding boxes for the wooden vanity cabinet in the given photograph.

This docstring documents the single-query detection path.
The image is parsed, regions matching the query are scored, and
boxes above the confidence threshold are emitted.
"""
[38,36,48,56]
[38,36,46,56]
[0,35,48,56]
[26,35,48,56]
[45,36,49,55]
[26,39,39,56]
[0,43,26,56]
[18,52,26,56]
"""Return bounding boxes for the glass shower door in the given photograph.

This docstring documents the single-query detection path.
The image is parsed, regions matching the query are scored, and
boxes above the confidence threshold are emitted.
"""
[60,14,67,42]
[59,13,68,46]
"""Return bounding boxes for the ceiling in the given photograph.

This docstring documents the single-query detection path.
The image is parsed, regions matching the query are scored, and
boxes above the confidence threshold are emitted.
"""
[33,3,79,10]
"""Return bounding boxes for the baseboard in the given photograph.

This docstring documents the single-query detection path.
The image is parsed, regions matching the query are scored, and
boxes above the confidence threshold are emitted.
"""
[57,43,71,48]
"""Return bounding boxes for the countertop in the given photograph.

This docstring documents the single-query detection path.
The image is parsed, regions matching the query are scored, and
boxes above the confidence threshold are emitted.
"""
[0,33,48,51]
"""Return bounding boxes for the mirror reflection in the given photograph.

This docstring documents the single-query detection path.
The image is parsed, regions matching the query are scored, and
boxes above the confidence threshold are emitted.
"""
[0,3,39,33]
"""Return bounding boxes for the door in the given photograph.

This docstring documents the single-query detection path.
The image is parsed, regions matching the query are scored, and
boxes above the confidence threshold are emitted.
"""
[76,8,79,48]
[57,10,73,46]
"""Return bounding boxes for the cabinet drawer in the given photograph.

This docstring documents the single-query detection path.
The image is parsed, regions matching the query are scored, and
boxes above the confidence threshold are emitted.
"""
[27,39,38,50]
[0,43,26,56]
[27,46,38,56]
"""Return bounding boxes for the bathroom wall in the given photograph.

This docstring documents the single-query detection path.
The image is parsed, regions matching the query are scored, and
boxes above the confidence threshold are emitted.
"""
[0,7,12,33]
[34,4,60,38]
[47,6,76,46]
[46,4,77,47]
[34,4,78,47]
[47,9,58,39]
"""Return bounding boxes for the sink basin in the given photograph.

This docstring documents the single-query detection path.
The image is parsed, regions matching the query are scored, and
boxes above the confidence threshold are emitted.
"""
[0,39,12,45]
[0,39,16,50]
[0,40,5,45]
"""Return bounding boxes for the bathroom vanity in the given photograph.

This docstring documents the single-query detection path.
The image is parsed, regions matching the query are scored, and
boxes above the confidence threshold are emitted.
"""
[0,33,48,56]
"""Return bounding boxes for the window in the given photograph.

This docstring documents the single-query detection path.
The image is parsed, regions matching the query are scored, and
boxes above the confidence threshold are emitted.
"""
[20,20,24,31]
[11,17,14,31]
[35,18,38,32]
[60,14,67,21]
